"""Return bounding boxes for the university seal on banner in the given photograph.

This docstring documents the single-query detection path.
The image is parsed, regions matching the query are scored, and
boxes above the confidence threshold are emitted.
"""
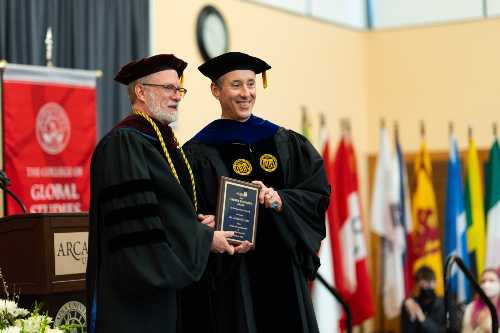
[36,102,71,155]
[233,159,252,176]
[259,154,278,172]
[54,301,86,332]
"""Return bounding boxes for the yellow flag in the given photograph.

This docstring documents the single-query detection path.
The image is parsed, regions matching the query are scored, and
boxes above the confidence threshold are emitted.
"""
[412,142,444,295]
[465,138,486,279]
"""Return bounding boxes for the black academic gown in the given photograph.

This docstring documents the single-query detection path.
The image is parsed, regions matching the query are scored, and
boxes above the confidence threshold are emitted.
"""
[180,116,330,333]
[400,296,446,333]
[86,115,214,333]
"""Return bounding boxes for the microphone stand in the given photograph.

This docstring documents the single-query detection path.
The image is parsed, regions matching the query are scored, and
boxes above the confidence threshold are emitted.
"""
[444,255,498,333]
[316,272,353,333]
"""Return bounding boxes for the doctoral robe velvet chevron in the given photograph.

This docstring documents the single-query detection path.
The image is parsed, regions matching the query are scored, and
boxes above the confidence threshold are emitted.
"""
[180,124,330,333]
[86,115,213,333]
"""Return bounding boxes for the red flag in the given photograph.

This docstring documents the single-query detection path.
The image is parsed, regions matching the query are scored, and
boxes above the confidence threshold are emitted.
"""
[332,135,375,327]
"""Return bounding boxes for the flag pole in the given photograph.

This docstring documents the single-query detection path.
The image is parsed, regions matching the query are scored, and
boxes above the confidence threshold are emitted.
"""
[319,112,326,151]
[319,113,326,141]
[301,105,312,141]
[417,120,426,170]
[449,121,454,137]
[378,119,386,333]
[420,120,426,140]
[339,118,351,146]
[493,122,497,138]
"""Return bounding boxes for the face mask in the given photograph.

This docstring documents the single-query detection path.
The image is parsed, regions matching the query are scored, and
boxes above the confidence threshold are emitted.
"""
[481,281,500,298]
[419,288,436,303]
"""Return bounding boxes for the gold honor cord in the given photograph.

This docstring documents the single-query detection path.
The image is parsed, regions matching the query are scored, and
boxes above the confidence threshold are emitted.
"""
[133,109,198,212]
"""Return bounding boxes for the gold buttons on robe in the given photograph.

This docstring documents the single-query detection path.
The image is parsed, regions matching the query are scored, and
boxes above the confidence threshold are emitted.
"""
[233,159,253,175]
[259,154,278,172]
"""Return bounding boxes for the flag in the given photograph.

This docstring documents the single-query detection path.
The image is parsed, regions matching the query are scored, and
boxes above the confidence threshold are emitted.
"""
[465,138,486,279]
[332,134,374,327]
[412,142,444,295]
[396,137,414,297]
[485,138,500,269]
[371,127,406,318]
[312,124,341,333]
[301,107,312,141]
[444,134,471,302]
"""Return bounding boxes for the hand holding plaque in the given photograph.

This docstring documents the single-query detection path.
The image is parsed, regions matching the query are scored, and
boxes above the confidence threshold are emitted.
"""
[216,176,259,248]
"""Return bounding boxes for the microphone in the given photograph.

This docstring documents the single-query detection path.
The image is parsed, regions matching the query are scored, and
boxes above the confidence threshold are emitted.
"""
[0,170,10,186]
[0,170,27,214]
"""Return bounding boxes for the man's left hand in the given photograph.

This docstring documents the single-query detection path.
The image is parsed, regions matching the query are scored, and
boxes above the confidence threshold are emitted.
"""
[234,240,253,254]
[252,180,283,212]
[198,214,215,229]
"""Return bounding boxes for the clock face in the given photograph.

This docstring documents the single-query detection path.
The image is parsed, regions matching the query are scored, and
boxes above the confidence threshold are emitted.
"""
[197,6,229,61]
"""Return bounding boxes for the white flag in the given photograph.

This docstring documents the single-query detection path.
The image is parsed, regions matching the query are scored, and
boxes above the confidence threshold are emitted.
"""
[371,127,406,318]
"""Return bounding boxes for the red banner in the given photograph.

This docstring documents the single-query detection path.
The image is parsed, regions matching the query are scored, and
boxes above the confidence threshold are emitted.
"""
[2,64,97,214]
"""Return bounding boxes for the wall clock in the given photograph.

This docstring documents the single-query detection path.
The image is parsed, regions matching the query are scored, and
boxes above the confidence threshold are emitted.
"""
[196,5,229,61]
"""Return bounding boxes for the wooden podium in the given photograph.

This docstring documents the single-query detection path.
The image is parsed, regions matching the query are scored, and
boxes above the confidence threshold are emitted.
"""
[0,213,88,328]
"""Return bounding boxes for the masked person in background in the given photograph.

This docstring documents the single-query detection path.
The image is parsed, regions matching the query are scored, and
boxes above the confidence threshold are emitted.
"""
[462,268,500,333]
[401,265,446,333]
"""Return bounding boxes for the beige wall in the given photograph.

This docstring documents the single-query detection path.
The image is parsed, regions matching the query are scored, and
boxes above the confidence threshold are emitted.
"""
[153,1,500,201]
[152,0,370,201]
[153,0,367,148]
[157,5,500,332]
[152,0,500,263]
[366,19,500,155]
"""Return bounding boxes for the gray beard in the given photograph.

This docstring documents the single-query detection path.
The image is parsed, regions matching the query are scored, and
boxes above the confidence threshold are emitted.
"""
[145,92,177,125]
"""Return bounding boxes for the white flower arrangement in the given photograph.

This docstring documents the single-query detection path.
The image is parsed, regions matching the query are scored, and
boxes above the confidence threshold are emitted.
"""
[0,298,66,333]
[0,268,72,333]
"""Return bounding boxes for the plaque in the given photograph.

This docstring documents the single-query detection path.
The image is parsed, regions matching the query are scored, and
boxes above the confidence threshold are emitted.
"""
[216,176,259,247]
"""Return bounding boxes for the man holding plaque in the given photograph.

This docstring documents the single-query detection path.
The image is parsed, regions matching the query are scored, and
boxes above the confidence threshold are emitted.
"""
[180,52,330,333]
[86,54,236,333]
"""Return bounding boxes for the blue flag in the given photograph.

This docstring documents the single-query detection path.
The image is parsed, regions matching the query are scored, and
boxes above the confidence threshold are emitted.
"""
[444,135,471,302]
[396,138,413,296]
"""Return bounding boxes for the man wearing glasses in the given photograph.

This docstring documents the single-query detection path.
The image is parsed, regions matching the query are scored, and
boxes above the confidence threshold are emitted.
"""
[86,54,236,333]
[180,52,331,333]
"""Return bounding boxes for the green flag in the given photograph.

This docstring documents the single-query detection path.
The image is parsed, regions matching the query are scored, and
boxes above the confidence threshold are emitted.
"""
[485,138,500,268]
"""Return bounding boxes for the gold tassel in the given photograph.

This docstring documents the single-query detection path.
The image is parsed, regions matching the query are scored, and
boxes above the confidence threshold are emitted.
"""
[262,71,268,89]
[180,74,185,96]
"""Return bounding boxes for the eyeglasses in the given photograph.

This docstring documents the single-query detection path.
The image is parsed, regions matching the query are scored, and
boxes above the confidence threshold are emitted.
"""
[142,83,187,96]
